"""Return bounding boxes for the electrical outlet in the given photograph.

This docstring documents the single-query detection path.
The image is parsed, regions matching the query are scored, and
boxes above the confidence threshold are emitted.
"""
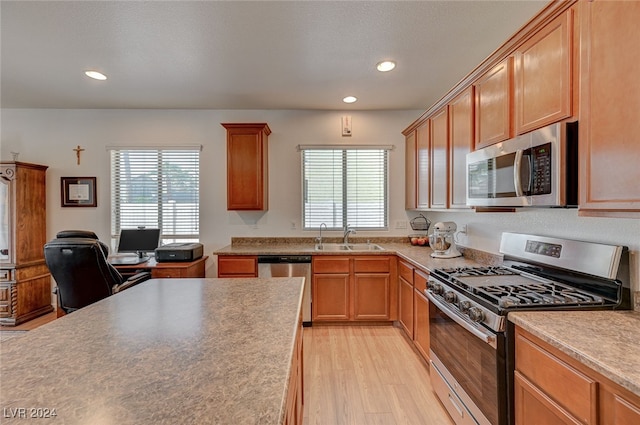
[290,220,297,230]
[459,224,468,234]
[395,220,408,229]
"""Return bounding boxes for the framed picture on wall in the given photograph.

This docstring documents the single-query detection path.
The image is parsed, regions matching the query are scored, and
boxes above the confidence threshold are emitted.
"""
[61,177,97,207]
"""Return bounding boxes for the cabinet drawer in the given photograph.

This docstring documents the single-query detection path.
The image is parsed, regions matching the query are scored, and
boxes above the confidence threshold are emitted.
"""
[217,256,257,277]
[398,260,414,284]
[516,331,597,423]
[354,256,391,273]
[313,256,350,273]
[152,268,182,279]
[0,269,13,282]
[414,269,428,292]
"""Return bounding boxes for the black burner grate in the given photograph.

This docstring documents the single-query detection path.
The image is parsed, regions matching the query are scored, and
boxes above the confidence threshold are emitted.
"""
[433,265,610,309]
[437,266,517,277]
[476,281,605,308]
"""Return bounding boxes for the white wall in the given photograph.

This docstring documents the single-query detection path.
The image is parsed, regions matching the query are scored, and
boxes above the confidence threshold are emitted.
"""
[0,108,420,276]
[2,108,638,293]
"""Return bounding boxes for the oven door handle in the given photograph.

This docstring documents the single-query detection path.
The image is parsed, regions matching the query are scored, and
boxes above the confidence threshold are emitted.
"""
[426,291,497,349]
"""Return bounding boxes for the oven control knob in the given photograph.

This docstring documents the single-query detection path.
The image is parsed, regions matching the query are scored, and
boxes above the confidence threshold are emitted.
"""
[459,301,471,313]
[428,281,444,295]
[444,291,457,303]
[467,307,484,323]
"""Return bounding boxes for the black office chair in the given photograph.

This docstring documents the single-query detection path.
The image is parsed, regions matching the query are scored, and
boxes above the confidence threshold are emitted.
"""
[44,230,151,314]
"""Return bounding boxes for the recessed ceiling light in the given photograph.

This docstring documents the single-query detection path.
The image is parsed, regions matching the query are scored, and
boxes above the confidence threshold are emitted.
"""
[343,96,357,104]
[376,61,396,72]
[84,70,107,81]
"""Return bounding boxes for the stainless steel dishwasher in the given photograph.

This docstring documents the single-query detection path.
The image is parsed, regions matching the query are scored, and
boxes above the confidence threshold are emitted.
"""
[257,255,312,326]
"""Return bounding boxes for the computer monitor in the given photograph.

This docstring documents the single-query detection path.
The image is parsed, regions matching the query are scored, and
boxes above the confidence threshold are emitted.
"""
[117,228,161,260]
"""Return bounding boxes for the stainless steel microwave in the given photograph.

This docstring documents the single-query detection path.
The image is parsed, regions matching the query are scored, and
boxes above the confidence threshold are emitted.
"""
[466,122,578,207]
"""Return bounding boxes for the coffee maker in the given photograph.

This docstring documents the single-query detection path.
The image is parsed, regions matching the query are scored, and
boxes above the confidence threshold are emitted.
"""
[429,222,462,258]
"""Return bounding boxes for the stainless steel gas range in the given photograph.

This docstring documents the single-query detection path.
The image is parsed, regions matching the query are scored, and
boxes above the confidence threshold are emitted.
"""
[425,232,631,425]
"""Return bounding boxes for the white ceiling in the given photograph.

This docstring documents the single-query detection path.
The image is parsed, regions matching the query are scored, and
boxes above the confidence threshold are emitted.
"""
[1,0,548,111]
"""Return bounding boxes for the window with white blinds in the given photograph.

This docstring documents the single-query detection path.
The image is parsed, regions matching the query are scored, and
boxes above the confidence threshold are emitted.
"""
[109,147,200,245]
[302,146,389,230]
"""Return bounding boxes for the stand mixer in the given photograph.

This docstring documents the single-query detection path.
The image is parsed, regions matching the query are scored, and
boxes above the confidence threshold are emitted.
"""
[429,222,462,258]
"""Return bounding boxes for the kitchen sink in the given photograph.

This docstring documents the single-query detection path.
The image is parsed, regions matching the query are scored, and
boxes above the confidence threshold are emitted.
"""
[346,243,385,251]
[314,243,385,252]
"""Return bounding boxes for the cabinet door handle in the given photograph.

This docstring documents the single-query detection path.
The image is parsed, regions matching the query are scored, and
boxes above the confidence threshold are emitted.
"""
[448,394,465,418]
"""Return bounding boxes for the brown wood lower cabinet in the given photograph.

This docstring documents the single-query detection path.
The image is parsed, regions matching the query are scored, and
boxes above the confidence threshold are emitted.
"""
[217,255,257,278]
[284,314,303,425]
[397,259,414,337]
[313,273,350,321]
[353,273,390,320]
[397,259,431,363]
[412,269,430,361]
[515,326,640,425]
[312,255,396,322]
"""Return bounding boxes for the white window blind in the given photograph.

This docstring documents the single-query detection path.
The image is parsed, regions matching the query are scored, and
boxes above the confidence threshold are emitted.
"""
[109,148,200,245]
[302,146,389,230]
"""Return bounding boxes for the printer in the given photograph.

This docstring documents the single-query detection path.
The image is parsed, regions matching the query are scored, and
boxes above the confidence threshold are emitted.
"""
[155,242,204,262]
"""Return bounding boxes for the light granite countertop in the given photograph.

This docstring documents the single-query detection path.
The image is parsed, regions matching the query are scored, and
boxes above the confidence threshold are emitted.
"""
[214,237,497,272]
[509,310,640,398]
[0,277,304,424]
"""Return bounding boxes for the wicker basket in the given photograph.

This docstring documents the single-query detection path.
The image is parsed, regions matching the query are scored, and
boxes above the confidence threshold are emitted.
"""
[410,214,431,232]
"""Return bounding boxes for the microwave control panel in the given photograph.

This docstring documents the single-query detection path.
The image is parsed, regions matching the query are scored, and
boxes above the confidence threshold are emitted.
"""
[531,142,552,195]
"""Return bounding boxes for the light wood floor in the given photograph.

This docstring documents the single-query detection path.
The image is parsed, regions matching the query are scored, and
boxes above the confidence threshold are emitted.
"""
[5,314,454,424]
[303,324,454,425]
[0,311,57,331]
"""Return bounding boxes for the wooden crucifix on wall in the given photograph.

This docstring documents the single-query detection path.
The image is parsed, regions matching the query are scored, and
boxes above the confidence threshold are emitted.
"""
[73,145,85,165]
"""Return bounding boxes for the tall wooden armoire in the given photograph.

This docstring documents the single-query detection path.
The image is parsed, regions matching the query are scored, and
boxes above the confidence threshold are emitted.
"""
[0,161,53,326]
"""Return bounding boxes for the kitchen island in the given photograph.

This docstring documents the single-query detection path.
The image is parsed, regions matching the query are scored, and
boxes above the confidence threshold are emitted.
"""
[0,277,304,424]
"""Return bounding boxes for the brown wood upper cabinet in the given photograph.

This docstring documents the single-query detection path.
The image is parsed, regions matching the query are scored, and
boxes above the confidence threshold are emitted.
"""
[578,0,640,216]
[403,119,430,210]
[514,10,573,135]
[404,129,417,209]
[416,120,430,209]
[474,8,574,149]
[404,2,581,210]
[448,86,474,209]
[222,123,271,211]
[404,90,471,211]
[474,57,513,149]
[430,107,448,209]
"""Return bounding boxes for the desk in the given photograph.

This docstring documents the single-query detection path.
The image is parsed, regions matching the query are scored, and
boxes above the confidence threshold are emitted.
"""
[112,256,208,279]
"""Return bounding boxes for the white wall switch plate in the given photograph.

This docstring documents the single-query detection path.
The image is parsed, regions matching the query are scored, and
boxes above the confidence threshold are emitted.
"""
[395,220,407,229]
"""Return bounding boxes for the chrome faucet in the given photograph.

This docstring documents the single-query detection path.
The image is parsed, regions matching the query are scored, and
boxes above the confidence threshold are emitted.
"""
[343,224,356,245]
[317,223,327,247]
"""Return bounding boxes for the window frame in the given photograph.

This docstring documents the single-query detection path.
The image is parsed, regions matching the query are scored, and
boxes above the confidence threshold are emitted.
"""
[301,145,391,231]
[108,146,201,247]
